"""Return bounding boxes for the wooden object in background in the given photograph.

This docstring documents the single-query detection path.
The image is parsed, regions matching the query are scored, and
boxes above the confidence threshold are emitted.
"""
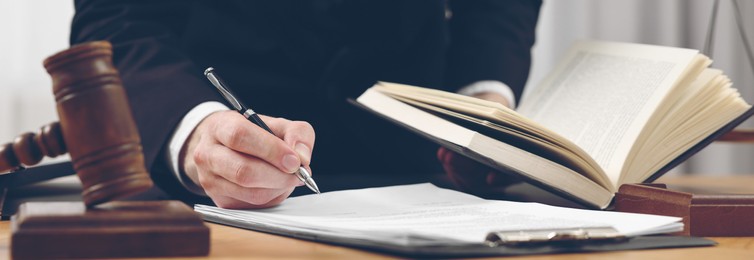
[0,41,153,207]
[0,123,64,172]
[45,41,154,206]
[6,41,210,258]
[718,128,754,142]
[11,201,210,259]
[615,183,754,236]
[0,122,65,173]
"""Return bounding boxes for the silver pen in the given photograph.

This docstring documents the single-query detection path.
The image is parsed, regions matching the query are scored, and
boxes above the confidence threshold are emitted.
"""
[204,67,321,194]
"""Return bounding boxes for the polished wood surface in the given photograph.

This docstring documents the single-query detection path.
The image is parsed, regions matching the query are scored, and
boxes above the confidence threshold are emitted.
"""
[2,175,754,259]
[11,201,209,259]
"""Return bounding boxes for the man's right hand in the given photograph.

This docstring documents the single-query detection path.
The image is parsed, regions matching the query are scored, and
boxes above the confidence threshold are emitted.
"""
[180,110,315,209]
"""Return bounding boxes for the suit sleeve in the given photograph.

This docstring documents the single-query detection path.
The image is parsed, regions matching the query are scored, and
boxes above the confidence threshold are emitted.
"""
[70,0,220,201]
[446,0,542,103]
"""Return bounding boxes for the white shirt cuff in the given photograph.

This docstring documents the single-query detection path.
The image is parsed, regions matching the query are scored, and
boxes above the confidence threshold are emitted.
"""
[166,101,229,196]
[456,80,517,108]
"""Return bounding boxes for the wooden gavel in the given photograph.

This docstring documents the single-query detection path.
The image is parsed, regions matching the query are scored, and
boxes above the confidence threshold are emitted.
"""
[0,41,153,207]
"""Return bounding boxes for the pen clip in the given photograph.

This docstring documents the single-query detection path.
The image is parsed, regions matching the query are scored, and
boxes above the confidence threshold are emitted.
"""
[484,227,626,247]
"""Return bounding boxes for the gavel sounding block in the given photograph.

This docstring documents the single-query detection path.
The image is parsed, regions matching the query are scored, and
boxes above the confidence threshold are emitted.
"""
[11,200,209,259]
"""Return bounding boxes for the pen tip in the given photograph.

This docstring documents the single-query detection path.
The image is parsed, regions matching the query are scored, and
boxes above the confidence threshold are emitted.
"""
[307,178,321,194]
[297,167,321,194]
[204,67,214,76]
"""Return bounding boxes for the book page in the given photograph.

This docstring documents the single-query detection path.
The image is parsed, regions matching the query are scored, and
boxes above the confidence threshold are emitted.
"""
[517,41,699,187]
[623,69,751,184]
[358,89,613,207]
[195,184,682,246]
[375,82,612,189]
[390,94,600,181]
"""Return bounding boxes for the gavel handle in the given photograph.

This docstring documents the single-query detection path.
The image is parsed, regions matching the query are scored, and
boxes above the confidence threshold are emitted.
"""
[0,122,66,173]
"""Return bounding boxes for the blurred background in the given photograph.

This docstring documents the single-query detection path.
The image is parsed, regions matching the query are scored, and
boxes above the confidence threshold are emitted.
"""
[1,0,752,175]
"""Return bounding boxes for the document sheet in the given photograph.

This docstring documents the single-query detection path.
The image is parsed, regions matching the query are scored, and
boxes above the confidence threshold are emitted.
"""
[195,183,682,246]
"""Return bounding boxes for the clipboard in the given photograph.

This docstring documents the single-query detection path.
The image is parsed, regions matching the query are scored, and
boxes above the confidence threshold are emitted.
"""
[202,214,715,258]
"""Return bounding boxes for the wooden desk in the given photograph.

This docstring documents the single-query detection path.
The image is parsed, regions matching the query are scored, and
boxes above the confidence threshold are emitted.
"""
[2,176,754,259]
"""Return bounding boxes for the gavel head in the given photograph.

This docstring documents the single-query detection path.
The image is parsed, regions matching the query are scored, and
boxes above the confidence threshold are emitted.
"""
[42,41,153,206]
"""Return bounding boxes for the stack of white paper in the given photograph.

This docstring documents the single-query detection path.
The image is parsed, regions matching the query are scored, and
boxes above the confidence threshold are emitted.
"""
[195,183,682,246]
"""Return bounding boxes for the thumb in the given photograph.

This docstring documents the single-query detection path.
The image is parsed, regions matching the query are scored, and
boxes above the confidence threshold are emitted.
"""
[263,116,315,166]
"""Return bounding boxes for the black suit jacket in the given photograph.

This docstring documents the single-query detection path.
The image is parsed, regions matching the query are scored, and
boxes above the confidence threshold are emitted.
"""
[70,0,541,200]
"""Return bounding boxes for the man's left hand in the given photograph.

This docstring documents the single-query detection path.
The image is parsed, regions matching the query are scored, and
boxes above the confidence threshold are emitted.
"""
[436,91,522,194]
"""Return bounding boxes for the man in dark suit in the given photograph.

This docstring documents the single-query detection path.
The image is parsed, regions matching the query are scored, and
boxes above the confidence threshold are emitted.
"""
[70,0,542,208]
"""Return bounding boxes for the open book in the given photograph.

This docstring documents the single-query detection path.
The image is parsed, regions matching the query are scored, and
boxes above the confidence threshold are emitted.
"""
[195,184,700,257]
[354,41,753,209]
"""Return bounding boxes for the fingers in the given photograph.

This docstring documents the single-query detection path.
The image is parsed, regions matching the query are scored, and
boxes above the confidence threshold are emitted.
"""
[193,141,298,208]
[262,115,315,166]
[486,171,523,187]
[210,111,302,173]
[202,174,294,209]
[194,142,301,189]
[439,148,487,190]
[438,147,520,192]
[185,110,317,209]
